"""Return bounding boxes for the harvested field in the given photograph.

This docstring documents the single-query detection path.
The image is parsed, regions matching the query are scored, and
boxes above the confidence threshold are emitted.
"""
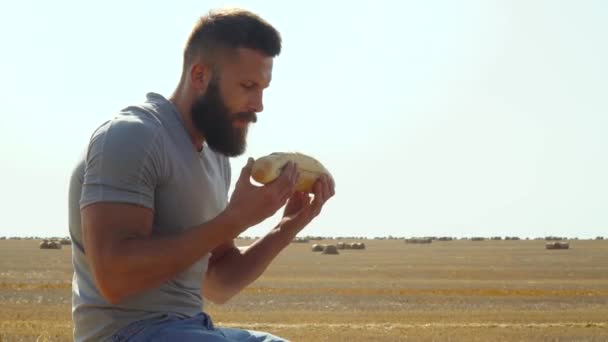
[1,239,607,341]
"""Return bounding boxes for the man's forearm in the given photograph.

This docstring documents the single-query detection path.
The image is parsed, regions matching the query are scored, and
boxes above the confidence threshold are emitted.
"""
[94,211,241,304]
[205,223,296,301]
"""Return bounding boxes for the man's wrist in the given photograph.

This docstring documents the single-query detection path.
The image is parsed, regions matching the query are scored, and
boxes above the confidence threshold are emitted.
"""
[274,219,299,244]
[217,208,247,239]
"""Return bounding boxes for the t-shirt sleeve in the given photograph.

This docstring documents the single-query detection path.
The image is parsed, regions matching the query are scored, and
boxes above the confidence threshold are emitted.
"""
[80,117,164,210]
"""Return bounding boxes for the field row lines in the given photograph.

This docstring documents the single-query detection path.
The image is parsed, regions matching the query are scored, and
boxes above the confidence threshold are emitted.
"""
[2,321,606,332]
[3,282,608,297]
[217,322,607,329]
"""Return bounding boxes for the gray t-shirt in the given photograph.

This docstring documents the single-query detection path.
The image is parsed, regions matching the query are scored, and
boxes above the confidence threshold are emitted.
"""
[68,92,231,342]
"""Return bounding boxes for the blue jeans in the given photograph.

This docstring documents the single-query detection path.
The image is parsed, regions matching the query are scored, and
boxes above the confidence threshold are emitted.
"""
[112,312,288,342]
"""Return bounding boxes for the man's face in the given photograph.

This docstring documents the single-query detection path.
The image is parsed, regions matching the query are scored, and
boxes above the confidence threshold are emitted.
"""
[191,48,273,157]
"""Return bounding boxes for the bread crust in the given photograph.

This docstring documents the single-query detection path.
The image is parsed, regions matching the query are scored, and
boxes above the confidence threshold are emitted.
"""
[251,152,332,192]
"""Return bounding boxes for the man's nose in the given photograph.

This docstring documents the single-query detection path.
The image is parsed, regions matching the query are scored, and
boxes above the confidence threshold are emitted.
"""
[248,93,264,113]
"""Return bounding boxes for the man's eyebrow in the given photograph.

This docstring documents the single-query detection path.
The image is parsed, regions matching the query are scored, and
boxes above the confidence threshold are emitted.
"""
[244,79,271,88]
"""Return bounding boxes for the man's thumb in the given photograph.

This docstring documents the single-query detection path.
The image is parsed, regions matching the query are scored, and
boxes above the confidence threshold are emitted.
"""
[238,157,255,181]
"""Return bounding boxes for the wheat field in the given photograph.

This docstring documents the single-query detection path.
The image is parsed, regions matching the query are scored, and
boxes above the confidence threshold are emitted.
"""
[1,238,607,341]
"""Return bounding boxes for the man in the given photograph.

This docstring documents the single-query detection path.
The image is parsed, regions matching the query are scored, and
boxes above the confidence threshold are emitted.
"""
[68,8,335,341]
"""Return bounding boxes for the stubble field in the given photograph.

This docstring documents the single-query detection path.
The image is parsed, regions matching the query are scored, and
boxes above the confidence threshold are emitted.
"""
[1,238,607,341]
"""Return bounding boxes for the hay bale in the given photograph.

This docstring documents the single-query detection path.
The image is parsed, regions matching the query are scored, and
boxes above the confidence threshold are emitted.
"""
[405,238,432,244]
[311,244,325,252]
[596,236,604,240]
[49,241,62,249]
[40,240,62,250]
[60,238,72,245]
[347,242,366,250]
[545,242,569,250]
[322,245,339,255]
[336,242,346,250]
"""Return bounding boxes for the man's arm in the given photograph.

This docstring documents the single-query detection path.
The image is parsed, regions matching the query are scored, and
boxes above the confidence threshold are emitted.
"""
[82,158,299,305]
[204,174,335,304]
[82,202,243,304]
[203,224,294,304]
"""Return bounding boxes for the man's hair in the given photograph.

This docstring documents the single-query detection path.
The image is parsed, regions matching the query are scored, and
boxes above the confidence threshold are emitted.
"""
[183,8,282,68]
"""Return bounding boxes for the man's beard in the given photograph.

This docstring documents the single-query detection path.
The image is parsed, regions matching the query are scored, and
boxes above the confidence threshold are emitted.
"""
[191,79,257,157]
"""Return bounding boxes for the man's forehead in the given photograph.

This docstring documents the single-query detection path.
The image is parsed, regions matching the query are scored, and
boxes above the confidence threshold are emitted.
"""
[227,48,274,83]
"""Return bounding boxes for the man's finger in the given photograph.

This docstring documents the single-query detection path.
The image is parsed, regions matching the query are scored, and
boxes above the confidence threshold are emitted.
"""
[292,193,315,225]
[237,157,255,186]
[328,175,336,197]
[319,176,331,201]
[308,179,325,216]
[280,186,297,205]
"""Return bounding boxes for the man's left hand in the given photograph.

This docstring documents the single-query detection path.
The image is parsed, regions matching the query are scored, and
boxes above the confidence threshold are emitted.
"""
[279,174,335,236]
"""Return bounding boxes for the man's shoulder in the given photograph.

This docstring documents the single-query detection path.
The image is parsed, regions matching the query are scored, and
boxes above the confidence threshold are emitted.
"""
[90,105,165,146]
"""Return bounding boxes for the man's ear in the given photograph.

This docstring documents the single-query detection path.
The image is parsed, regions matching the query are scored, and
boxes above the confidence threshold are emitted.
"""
[189,63,213,93]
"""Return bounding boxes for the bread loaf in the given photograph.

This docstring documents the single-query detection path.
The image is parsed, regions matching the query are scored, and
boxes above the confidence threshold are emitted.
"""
[251,152,332,193]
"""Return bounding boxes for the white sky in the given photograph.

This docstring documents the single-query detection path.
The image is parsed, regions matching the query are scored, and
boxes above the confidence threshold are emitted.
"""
[0,0,606,238]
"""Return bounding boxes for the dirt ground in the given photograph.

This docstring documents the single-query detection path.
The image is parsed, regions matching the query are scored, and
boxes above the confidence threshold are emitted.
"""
[1,238,607,341]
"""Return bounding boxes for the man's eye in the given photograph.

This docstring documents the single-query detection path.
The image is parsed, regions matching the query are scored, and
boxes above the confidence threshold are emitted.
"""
[242,83,255,89]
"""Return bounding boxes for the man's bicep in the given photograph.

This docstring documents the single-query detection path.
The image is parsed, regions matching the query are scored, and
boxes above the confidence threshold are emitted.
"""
[81,202,154,298]
[81,202,155,249]
[81,203,154,262]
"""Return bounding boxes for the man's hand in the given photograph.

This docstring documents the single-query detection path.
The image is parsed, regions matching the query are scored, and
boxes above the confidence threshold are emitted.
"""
[226,158,299,232]
[203,166,334,304]
[279,174,335,237]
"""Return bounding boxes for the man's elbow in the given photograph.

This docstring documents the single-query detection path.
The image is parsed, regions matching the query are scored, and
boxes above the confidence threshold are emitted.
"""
[204,284,239,305]
[207,294,231,305]
[98,283,127,305]
[93,267,130,305]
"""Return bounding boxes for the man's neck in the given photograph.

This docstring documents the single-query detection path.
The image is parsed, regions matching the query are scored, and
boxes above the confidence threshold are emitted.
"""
[170,87,205,152]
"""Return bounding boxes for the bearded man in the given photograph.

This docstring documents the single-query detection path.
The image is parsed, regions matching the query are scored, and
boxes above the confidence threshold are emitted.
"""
[68,7,335,342]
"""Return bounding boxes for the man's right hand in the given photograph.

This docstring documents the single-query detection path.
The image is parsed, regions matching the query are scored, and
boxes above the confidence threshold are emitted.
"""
[225,157,299,232]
